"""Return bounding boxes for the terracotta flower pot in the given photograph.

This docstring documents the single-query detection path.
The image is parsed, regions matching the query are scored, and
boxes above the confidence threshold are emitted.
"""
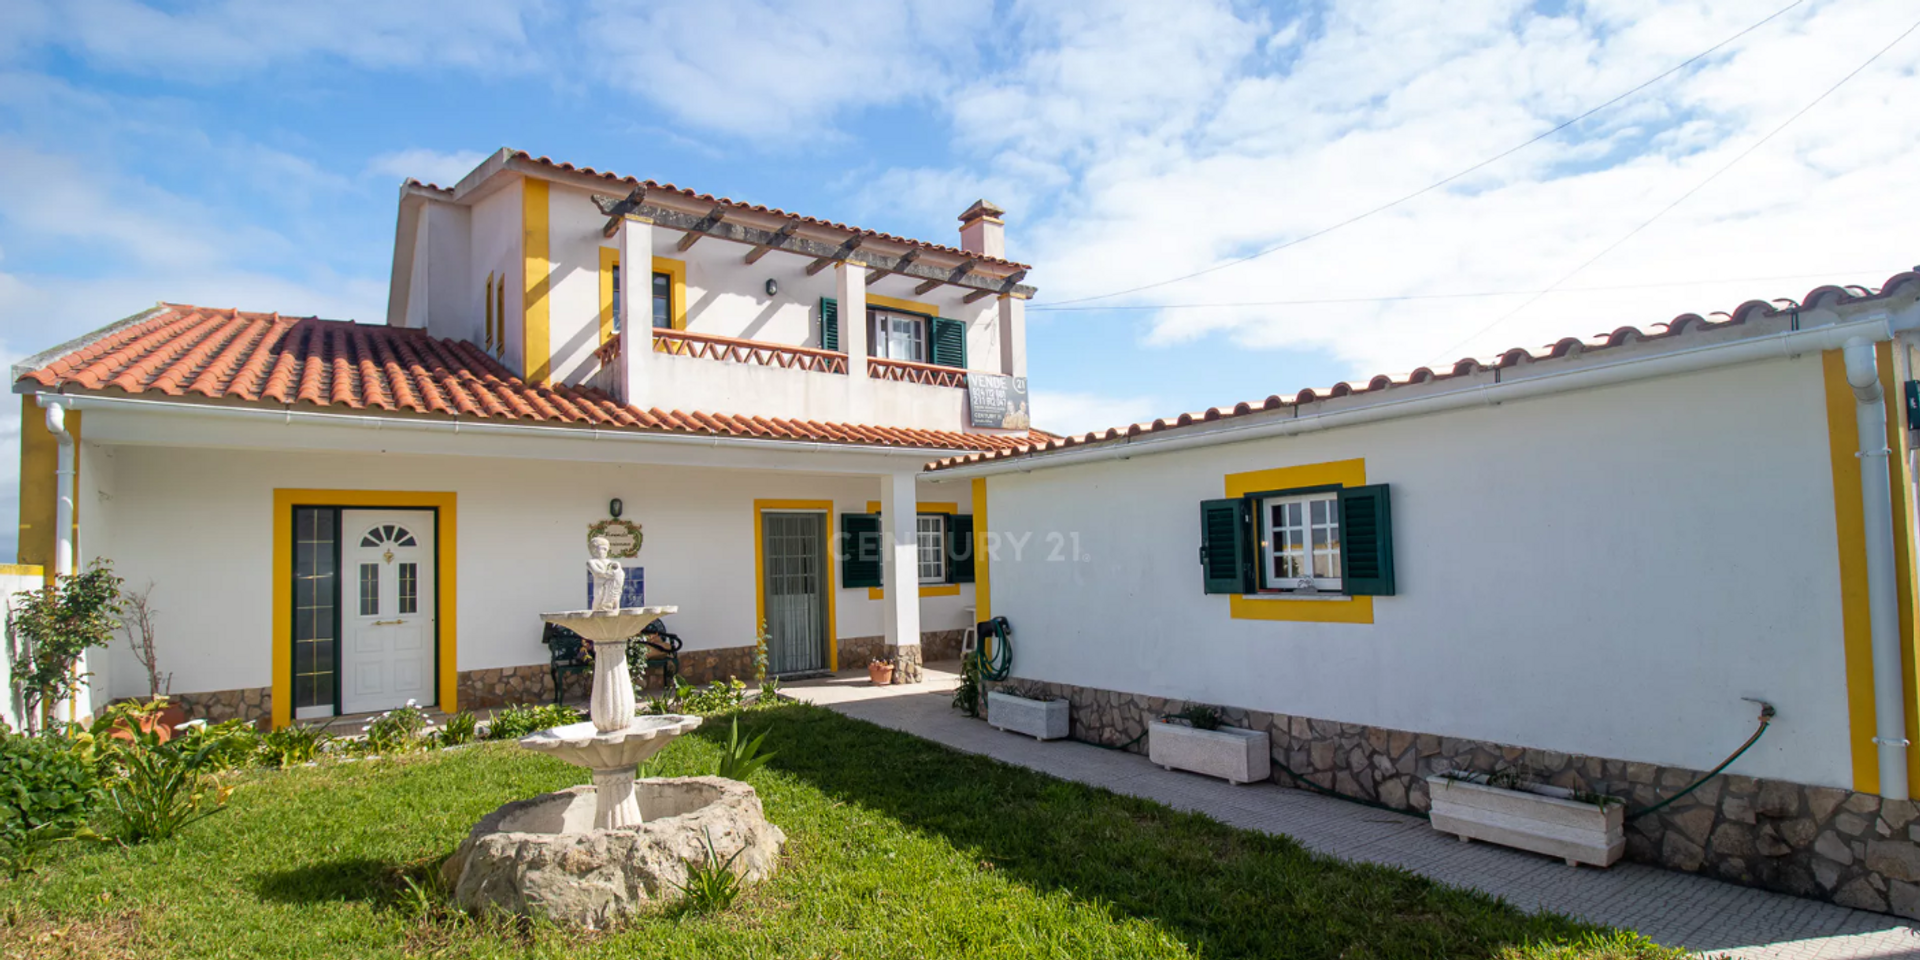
[868,662,895,685]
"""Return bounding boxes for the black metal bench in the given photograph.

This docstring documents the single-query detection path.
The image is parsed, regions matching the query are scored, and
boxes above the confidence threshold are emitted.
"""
[540,619,683,705]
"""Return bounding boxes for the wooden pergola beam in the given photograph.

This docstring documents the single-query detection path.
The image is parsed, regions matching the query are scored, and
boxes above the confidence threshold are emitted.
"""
[866,248,919,286]
[676,204,728,252]
[916,257,979,295]
[962,288,993,304]
[805,236,865,276]
[743,221,799,265]
[600,186,648,238]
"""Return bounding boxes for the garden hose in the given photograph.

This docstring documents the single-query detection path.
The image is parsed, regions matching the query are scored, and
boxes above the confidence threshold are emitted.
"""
[974,618,1013,682]
[1627,700,1774,821]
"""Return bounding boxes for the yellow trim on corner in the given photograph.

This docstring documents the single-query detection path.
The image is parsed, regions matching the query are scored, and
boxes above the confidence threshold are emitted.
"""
[653,256,688,330]
[0,563,44,577]
[271,489,458,730]
[599,247,620,345]
[972,479,990,623]
[753,500,838,672]
[1224,458,1374,625]
[867,293,941,317]
[16,396,78,578]
[522,178,551,384]
[862,501,962,598]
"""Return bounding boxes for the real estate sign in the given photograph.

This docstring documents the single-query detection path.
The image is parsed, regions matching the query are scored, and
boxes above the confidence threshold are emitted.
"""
[968,373,1031,429]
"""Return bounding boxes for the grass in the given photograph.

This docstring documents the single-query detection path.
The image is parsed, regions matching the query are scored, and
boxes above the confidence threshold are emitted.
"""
[0,704,1690,959]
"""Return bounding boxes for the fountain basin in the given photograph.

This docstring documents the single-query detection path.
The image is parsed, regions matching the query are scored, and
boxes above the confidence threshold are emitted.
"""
[541,606,678,643]
[441,777,786,928]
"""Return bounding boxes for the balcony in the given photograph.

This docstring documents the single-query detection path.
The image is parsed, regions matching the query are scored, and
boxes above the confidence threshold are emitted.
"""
[652,328,849,374]
[868,357,968,389]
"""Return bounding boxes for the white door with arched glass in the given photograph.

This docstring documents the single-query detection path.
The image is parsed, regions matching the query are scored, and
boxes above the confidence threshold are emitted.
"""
[342,510,436,714]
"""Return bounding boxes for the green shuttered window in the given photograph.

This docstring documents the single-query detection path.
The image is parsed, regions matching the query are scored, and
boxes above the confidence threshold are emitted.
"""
[945,513,975,583]
[930,317,966,369]
[839,512,880,588]
[1200,485,1395,597]
[819,297,840,352]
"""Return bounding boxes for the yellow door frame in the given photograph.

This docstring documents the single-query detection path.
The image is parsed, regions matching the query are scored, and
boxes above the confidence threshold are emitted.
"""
[753,500,839,672]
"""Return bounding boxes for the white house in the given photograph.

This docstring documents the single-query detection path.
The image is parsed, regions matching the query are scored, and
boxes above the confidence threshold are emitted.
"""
[927,270,1920,917]
[11,148,1040,726]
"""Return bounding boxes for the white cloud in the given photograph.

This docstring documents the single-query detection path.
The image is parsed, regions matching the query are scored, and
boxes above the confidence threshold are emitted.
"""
[366,148,489,189]
[581,0,992,138]
[1029,390,1163,438]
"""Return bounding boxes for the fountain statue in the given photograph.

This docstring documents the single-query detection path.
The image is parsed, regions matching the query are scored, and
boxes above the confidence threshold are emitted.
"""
[440,537,786,927]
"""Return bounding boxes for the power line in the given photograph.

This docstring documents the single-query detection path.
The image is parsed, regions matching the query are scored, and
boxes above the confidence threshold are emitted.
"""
[1026,270,1881,312]
[1037,0,1807,308]
[1427,15,1920,365]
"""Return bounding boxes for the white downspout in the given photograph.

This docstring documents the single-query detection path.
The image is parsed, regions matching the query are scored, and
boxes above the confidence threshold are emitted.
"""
[40,397,77,726]
[1845,337,1909,800]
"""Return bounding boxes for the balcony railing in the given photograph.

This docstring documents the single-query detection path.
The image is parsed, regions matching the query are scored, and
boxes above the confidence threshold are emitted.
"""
[869,357,969,389]
[651,329,849,374]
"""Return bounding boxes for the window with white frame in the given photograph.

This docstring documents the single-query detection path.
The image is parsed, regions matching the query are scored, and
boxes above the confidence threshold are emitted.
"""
[916,514,946,583]
[870,309,927,362]
[1259,491,1342,592]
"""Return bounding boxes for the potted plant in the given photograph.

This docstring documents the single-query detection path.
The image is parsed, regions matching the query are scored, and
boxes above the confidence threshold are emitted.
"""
[1148,705,1271,785]
[1425,769,1625,867]
[867,658,895,685]
[987,684,1068,741]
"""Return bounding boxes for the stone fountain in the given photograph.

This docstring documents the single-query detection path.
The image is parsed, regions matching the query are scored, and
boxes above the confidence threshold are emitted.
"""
[441,537,785,927]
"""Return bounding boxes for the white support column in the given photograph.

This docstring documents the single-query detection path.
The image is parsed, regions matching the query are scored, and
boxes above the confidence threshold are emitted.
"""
[838,261,872,422]
[878,470,923,683]
[617,215,654,407]
[998,295,1026,378]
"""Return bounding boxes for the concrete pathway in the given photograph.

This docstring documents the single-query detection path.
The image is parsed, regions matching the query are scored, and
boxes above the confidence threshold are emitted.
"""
[786,663,1920,960]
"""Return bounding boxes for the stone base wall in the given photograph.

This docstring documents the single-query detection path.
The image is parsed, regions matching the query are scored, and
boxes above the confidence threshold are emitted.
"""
[678,645,757,685]
[174,686,272,726]
[1003,675,1920,919]
[921,628,968,663]
[837,635,885,671]
[884,643,924,684]
[456,664,590,710]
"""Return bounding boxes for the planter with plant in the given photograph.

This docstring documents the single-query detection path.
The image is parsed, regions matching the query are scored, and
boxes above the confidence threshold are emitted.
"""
[987,684,1069,741]
[1426,769,1625,867]
[1148,705,1271,785]
[867,658,894,685]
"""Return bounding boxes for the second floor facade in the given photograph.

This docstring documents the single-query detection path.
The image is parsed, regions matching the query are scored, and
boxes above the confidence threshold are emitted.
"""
[387,150,1036,436]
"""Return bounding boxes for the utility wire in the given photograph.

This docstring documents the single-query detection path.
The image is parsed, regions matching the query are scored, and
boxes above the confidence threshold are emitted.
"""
[1428,15,1920,365]
[1037,0,1808,308]
[1026,270,1880,312]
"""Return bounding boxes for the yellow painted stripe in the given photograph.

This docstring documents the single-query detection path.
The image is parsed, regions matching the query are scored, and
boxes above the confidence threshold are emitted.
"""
[599,246,619,345]
[867,292,942,317]
[271,489,458,730]
[521,178,551,385]
[1224,458,1373,625]
[973,477,991,651]
[1825,348,1886,794]
[653,256,688,329]
[16,397,79,575]
[0,563,45,577]
[754,500,838,670]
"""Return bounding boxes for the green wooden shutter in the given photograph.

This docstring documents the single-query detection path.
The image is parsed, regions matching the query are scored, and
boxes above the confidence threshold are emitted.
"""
[930,317,966,368]
[1338,484,1395,596]
[839,512,881,588]
[819,297,840,352]
[945,513,975,583]
[1199,498,1253,595]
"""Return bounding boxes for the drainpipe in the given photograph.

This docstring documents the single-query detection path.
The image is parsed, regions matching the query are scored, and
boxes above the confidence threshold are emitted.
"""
[1844,337,1909,800]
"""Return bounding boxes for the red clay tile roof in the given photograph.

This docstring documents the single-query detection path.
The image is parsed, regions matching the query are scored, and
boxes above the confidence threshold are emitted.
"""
[15,304,1050,453]
[930,270,1920,471]
[499,151,1031,271]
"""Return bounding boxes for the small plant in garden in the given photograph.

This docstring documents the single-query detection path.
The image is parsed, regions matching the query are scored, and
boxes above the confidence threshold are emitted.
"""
[714,717,773,782]
[362,701,434,754]
[671,828,745,915]
[436,711,478,746]
[258,724,332,768]
[680,679,748,714]
[101,730,232,844]
[484,703,582,740]
[952,650,983,718]
[752,621,769,690]
[0,730,99,876]
[8,560,126,732]
[118,581,170,699]
[171,719,263,772]
[1168,704,1224,731]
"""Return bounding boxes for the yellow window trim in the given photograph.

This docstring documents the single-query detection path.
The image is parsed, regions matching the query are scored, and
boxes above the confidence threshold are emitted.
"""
[522,178,551,384]
[753,500,838,670]
[654,255,687,330]
[861,501,963,599]
[973,478,992,630]
[271,489,458,730]
[1823,346,1920,795]
[598,247,619,345]
[1224,458,1374,625]
[867,293,942,318]
[0,563,44,577]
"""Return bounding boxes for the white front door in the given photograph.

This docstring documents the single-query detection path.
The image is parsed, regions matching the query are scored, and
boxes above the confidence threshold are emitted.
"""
[341,510,436,714]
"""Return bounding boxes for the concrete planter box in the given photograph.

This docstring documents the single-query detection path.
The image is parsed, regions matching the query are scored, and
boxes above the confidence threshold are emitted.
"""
[1426,774,1625,868]
[988,692,1069,741]
[1148,722,1271,785]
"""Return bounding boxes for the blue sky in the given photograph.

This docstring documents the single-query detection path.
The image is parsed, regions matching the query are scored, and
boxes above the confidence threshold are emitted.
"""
[2,0,1918,562]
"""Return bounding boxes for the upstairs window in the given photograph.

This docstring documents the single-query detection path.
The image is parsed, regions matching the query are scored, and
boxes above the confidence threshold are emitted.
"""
[653,272,672,329]
[870,309,926,362]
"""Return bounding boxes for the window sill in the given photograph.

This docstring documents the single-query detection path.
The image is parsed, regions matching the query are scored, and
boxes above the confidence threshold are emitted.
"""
[1229,593,1373,624]
[1242,592,1352,602]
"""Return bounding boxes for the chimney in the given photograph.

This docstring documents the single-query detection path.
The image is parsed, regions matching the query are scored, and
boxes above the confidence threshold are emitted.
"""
[958,199,1006,260]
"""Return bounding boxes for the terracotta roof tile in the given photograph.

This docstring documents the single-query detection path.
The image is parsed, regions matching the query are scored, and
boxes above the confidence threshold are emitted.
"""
[929,270,1920,471]
[16,305,1047,454]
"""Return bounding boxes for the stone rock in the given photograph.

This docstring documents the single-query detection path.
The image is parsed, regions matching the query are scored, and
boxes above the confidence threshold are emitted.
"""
[1711,822,1757,859]
[1890,880,1920,920]
[1663,832,1706,872]
[1835,878,1888,912]
[1835,812,1872,838]
[1756,826,1793,858]
[1723,774,1759,796]
[1658,768,1693,789]
[1757,780,1802,818]
[1812,858,1844,892]
[1416,734,1442,757]
[1778,817,1818,848]
[1625,762,1656,785]
[1865,839,1920,883]
[1388,730,1414,758]
[1669,806,1717,846]
[1883,799,1919,831]
[1808,787,1849,822]
[1309,740,1334,771]
[442,778,786,929]
[1843,793,1883,815]
[1379,778,1407,809]
[1723,796,1756,825]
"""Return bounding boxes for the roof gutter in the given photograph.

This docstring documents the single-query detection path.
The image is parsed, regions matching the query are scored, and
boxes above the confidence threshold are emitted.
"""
[932,302,1920,481]
[38,392,965,463]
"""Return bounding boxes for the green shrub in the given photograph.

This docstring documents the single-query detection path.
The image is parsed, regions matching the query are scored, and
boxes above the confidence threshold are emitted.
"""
[679,678,747,715]
[0,731,99,875]
[172,719,262,772]
[671,828,744,915]
[436,711,478,747]
[361,702,433,755]
[484,704,581,741]
[101,732,229,844]
[714,718,773,782]
[1168,704,1224,731]
[257,725,332,768]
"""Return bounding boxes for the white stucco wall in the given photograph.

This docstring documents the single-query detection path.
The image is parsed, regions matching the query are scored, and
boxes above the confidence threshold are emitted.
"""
[979,354,1854,788]
[81,442,973,706]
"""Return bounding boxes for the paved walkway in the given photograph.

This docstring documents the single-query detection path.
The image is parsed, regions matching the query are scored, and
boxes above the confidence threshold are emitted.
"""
[787,663,1920,960]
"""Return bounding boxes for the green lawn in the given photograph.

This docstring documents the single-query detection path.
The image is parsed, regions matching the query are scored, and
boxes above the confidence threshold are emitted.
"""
[1,704,1688,959]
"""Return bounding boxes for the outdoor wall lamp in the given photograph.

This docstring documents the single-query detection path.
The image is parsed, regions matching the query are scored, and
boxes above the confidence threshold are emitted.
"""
[609,498,624,518]
[765,278,779,297]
